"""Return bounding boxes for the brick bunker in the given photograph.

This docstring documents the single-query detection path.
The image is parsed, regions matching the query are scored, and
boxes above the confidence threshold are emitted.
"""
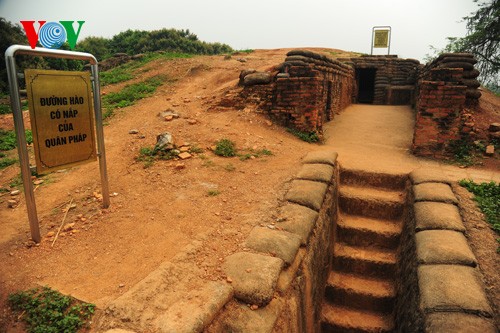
[238,50,482,159]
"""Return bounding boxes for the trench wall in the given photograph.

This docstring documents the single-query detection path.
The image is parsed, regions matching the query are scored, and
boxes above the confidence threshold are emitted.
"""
[412,53,481,158]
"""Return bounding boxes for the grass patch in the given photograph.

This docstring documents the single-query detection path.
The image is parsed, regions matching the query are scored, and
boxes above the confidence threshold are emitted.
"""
[224,163,236,172]
[102,75,165,119]
[8,286,95,333]
[459,179,500,252]
[0,100,29,114]
[0,154,17,169]
[189,145,204,154]
[9,173,22,188]
[238,148,273,161]
[135,145,179,168]
[214,139,236,157]
[0,129,33,151]
[448,138,476,166]
[100,52,192,86]
[286,128,320,143]
[207,189,220,196]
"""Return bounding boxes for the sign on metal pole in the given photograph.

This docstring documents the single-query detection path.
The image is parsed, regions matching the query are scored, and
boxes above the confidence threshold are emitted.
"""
[5,45,110,243]
[25,69,97,173]
[371,26,392,55]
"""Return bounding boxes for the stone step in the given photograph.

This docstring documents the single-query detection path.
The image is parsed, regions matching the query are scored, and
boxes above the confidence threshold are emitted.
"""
[321,303,394,333]
[325,271,396,313]
[333,243,397,279]
[339,186,405,220]
[340,168,407,191]
[337,214,402,249]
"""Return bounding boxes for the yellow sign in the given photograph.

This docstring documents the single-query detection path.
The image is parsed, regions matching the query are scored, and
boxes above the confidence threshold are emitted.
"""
[374,30,389,48]
[25,69,97,173]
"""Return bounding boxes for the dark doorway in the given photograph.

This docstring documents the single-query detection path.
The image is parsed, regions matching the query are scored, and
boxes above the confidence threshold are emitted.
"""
[356,68,376,103]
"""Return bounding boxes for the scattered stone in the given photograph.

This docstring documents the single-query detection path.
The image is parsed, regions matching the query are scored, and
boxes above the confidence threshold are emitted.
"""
[46,231,55,237]
[250,304,259,310]
[485,145,494,156]
[187,119,197,125]
[237,58,247,63]
[265,120,273,126]
[164,115,174,121]
[226,276,233,283]
[10,190,20,196]
[178,152,192,160]
[128,129,139,134]
[7,200,17,208]
[118,283,125,288]
[63,223,75,232]
[174,163,186,170]
[33,179,44,185]
[488,123,500,132]
[179,146,190,152]
[154,132,174,151]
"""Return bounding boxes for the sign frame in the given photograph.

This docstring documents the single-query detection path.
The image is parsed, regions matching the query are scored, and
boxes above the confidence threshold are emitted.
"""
[371,26,392,55]
[5,45,110,243]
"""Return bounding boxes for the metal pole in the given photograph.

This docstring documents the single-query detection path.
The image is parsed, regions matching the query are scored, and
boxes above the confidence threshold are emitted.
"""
[90,64,110,208]
[5,52,41,242]
[371,27,374,55]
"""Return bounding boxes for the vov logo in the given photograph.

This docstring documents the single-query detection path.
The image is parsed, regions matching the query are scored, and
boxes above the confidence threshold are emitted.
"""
[20,21,85,50]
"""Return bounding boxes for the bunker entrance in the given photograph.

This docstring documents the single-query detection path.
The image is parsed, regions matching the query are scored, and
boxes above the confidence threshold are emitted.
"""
[356,68,376,104]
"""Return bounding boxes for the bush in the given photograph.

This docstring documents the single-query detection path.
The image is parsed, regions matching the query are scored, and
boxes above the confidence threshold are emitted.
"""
[214,139,236,157]
[8,286,95,333]
[459,179,500,233]
[0,129,33,151]
[286,128,320,143]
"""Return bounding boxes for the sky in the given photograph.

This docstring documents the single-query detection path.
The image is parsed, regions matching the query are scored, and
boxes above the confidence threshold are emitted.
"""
[0,0,479,62]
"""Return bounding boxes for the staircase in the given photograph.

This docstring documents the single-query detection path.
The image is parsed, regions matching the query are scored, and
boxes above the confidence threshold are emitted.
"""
[321,169,407,333]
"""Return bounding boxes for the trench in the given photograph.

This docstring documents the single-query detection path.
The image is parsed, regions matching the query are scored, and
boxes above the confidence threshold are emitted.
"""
[320,168,412,333]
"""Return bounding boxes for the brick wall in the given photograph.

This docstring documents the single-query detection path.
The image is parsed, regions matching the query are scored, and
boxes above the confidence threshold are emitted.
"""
[265,50,354,134]
[412,53,480,158]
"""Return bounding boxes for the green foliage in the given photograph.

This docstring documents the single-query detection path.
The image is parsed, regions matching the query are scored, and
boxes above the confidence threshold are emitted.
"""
[0,154,16,169]
[75,36,112,61]
[436,0,500,87]
[214,139,236,157]
[0,129,32,151]
[189,145,204,154]
[100,68,134,86]
[9,173,22,188]
[102,75,165,118]
[459,179,500,232]
[286,128,320,143]
[448,138,476,166]
[0,103,11,114]
[237,148,272,161]
[8,286,95,333]
[135,145,180,168]
[0,18,28,93]
[224,163,236,172]
[207,189,220,196]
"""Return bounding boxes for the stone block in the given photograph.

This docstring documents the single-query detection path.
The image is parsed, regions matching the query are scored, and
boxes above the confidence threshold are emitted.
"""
[155,282,233,333]
[285,180,328,211]
[244,227,301,266]
[424,312,497,333]
[410,169,452,185]
[215,299,282,333]
[302,150,338,166]
[413,183,458,204]
[223,252,283,306]
[418,265,492,316]
[277,203,318,245]
[414,202,465,232]
[416,230,477,266]
[296,163,334,183]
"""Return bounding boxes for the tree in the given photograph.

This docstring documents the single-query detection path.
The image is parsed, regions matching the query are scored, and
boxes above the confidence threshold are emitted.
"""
[447,0,499,87]
[0,18,27,93]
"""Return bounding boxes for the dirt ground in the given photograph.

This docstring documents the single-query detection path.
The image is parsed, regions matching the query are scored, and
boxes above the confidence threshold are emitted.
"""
[0,48,499,332]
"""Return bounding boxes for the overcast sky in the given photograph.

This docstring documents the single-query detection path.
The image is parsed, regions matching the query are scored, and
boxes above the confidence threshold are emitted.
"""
[0,0,479,62]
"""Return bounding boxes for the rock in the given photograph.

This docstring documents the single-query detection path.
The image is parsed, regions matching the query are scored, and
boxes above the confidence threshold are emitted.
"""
[485,145,494,155]
[128,129,139,134]
[239,69,257,84]
[179,146,190,152]
[174,163,186,170]
[164,115,174,121]
[8,200,17,208]
[154,133,174,151]
[488,123,500,132]
[178,152,192,160]
[10,190,20,196]
[46,231,55,237]
[265,120,273,126]
[243,72,272,86]
[33,179,44,185]
[159,110,180,119]
[63,223,75,232]
[187,119,197,125]
[237,58,247,63]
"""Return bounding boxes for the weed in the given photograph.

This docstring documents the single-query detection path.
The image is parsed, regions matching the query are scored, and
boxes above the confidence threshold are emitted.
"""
[448,138,475,166]
[256,148,272,156]
[214,139,236,157]
[460,179,500,251]
[286,128,320,143]
[0,156,17,169]
[100,68,134,86]
[224,163,236,172]
[0,104,10,114]
[189,145,204,154]
[238,154,252,161]
[0,129,33,151]
[9,173,22,188]
[102,75,165,119]
[8,286,95,333]
[202,159,215,167]
[135,145,179,167]
[207,189,220,196]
